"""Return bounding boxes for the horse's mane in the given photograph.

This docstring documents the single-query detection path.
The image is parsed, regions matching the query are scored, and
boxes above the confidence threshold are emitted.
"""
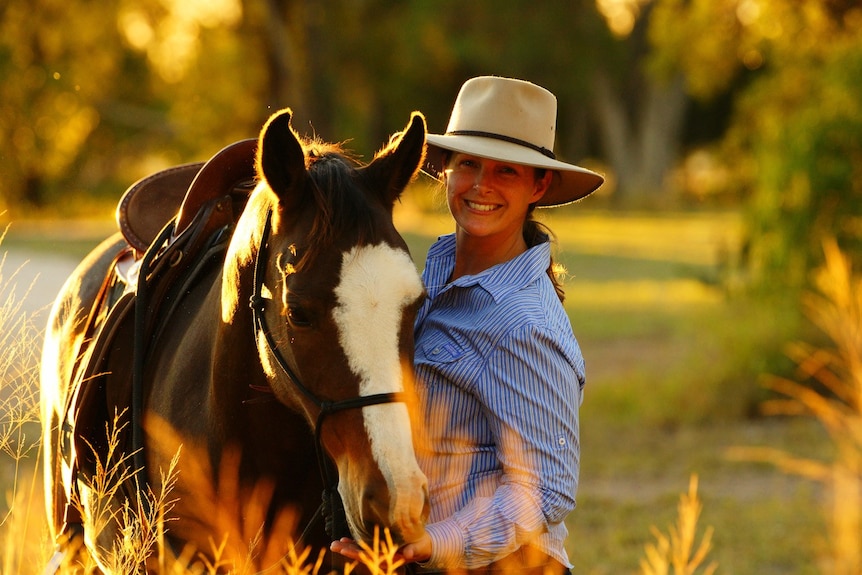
[298,138,380,270]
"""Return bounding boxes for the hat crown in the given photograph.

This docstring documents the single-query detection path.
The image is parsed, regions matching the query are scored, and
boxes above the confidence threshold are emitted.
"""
[446,77,557,155]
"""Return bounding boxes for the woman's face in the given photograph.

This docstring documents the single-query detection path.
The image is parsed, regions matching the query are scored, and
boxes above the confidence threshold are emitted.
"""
[444,153,551,243]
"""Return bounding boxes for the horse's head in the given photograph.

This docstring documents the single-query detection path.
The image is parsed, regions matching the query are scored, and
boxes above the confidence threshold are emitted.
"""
[246,108,429,545]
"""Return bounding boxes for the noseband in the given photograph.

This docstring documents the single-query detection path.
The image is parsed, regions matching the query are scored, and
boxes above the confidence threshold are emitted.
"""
[248,209,407,538]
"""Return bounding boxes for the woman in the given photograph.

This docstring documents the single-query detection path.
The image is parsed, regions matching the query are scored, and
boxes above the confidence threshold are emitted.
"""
[333,76,603,573]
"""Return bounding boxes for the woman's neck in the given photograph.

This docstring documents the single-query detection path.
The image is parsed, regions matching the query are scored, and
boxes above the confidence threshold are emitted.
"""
[450,229,527,280]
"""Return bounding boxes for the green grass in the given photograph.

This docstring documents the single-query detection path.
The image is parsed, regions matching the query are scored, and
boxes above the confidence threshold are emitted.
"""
[572,418,829,574]
[2,206,837,573]
[396,206,831,572]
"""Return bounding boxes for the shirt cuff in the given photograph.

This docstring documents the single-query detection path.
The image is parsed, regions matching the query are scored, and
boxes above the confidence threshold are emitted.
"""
[425,519,466,569]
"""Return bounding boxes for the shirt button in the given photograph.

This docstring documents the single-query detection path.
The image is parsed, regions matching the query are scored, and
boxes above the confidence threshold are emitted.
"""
[431,347,440,355]
[558,437,566,446]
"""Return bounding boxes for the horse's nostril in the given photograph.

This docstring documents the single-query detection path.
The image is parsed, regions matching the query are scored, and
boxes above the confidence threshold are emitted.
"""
[362,486,388,522]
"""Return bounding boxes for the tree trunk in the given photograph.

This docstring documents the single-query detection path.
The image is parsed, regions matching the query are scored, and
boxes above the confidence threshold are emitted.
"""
[258,0,315,129]
[591,69,688,205]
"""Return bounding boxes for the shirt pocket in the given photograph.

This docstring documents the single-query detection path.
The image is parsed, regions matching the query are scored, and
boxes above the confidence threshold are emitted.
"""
[419,335,468,363]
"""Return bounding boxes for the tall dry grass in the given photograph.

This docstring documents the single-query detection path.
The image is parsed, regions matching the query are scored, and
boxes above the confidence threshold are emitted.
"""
[0,226,54,575]
[728,237,862,575]
[0,229,411,574]
[639,475,718,575]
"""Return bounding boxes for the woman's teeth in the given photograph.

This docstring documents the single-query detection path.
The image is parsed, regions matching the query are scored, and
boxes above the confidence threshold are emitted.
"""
[467,200,497,212]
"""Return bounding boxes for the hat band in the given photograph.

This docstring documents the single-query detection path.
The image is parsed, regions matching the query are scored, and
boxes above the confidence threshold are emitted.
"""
[447,130,556,160]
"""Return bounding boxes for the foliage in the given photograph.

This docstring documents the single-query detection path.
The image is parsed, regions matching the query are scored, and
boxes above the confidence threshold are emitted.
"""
[0,0,123,211]
[2,0,732,213]
[645,0,862,296]
[648,0,732,100]
[0,0,261,215]
[1,0,615,217]
[4,0,862,303]
[727,238,862,574]
[722,2,862,293]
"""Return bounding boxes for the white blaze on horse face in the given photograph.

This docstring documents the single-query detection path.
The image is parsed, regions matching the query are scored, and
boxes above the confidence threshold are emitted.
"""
[333,242,423,397]
[332,243,427,532]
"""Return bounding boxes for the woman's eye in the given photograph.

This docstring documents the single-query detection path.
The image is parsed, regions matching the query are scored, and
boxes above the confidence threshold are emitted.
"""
[287,306,311,327]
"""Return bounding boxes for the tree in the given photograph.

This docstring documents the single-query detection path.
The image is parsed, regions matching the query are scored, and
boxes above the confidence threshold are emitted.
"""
[0,0,265,216]
[646,0,862,293]
[0,0,737,215]
[589,1,689,205]
[728,2,862,292]
[0,0,123,212]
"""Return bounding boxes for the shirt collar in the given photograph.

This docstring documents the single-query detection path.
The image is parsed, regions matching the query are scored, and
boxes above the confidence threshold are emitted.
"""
[423,233,551,303]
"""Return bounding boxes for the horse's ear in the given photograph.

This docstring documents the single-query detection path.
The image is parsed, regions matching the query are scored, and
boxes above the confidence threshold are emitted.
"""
[256,108,307,210]
[363,112,427,205]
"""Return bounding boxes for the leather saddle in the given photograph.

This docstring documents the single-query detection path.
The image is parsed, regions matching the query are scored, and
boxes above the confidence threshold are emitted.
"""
[56,138,260,542]
[117,138,258,255]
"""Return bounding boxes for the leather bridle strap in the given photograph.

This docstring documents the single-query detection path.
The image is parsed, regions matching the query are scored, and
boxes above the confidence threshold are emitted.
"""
[248,209,406,539]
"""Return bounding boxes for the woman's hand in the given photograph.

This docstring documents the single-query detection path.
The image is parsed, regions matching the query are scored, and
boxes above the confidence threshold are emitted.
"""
[330,537,364,561]
[398,532,432,563]
[330,532,432,564]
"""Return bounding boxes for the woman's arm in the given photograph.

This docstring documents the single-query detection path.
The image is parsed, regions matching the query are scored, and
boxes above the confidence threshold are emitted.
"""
[423,324,583,569]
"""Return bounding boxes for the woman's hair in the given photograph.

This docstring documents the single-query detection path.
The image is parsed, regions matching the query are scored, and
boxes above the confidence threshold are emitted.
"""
[526,169,566,302]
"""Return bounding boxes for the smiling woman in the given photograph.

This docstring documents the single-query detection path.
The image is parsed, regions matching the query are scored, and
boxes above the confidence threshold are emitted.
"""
[331,76,605,574]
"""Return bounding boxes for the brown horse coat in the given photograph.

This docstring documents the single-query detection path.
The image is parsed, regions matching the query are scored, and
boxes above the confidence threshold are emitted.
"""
[41,109,430,572]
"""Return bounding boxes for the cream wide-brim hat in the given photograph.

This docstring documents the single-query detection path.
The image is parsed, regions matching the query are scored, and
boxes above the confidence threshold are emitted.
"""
[424,76,604,207]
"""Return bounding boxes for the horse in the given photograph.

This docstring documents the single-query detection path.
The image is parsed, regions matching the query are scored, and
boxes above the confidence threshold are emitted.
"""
[40,108,430,572]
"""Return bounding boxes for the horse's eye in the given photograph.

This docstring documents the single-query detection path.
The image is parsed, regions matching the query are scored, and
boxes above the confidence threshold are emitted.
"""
[287,306,312,328]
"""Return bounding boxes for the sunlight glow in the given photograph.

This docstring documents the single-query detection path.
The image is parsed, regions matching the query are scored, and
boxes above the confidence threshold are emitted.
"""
[596,0,652,37]
[568,279,723,309]
[118,0,242,83]
[736,0,761,26]
[118,9,154,50]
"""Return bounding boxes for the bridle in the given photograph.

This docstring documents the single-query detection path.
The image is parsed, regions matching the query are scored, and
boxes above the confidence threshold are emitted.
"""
[248,208,407,539]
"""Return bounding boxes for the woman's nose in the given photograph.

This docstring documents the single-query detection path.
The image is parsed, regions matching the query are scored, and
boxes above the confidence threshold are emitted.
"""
[472,169,490,191]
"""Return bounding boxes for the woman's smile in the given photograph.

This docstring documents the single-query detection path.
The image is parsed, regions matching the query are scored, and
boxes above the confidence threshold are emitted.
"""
[465,199,500,212]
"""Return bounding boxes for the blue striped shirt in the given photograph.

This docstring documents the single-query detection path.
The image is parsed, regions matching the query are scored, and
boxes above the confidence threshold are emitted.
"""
[414,233,584,570]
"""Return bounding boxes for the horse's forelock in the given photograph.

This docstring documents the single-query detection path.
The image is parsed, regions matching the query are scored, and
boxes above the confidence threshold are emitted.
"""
[294,143,380,271]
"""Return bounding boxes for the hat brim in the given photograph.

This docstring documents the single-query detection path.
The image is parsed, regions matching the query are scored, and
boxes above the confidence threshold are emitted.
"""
[423,133,604,207]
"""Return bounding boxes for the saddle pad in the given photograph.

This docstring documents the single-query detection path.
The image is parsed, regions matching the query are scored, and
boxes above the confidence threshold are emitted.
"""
[117,163,203,254]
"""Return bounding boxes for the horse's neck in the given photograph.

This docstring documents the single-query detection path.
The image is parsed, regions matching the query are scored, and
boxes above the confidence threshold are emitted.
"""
[210,189,276,409]
[222,187,273,324]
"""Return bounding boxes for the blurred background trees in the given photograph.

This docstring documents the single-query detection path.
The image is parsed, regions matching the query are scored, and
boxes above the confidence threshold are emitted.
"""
[2,4,860,567]
[2,0,861,297]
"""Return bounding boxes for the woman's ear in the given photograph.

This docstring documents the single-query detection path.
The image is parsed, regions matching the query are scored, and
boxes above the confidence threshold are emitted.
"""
[531,170,554,203]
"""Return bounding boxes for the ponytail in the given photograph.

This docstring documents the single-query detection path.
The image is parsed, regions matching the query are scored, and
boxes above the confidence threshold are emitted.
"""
[523,211,566,303]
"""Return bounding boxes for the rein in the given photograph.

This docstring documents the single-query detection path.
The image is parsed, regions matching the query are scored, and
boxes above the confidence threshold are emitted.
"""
[248,209,406,540]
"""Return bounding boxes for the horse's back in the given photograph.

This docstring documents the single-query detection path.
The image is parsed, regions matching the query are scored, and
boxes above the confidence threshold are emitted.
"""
[40,232,127,538]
